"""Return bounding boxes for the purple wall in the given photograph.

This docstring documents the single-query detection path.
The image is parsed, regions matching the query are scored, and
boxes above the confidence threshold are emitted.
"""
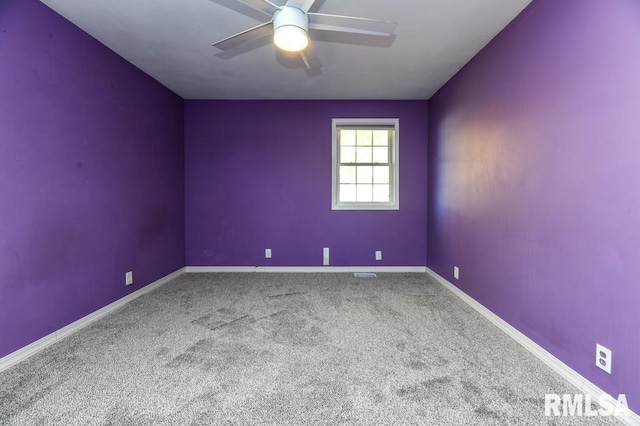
[428,0,640,413]
[0,0,185,358]
[185,101,428,267]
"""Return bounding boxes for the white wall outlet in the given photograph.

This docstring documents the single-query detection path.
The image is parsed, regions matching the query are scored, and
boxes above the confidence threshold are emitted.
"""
[265,248,272,259]
[375,251,382,261]
[323,247,330,266]
[596,344,612,374]
[453,266,460,280]
[125,271,133,286]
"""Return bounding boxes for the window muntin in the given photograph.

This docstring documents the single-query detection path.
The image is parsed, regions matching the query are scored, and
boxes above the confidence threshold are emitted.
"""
[332,119,399,210]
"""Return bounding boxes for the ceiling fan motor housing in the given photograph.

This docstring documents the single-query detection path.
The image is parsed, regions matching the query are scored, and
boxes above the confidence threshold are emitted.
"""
[273,6,309,32]
[273,6,309,36]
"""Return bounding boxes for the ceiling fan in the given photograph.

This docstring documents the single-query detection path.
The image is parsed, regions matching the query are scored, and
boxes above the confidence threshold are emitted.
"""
[212,0,397,70]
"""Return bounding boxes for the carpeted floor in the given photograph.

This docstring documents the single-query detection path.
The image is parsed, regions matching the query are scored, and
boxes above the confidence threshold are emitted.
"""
[0,273,619,425]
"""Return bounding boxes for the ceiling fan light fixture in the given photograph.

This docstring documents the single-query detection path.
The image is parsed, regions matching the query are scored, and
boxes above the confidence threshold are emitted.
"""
[274,26,308,52]
[273,6,309,53]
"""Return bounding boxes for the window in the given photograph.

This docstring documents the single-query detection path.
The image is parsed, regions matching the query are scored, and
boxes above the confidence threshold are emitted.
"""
[332,118,399,210]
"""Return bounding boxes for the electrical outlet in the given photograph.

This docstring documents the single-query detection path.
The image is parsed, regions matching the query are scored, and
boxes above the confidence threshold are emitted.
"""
[125,271,133,286]
[265,248,272,259]
[323,247,329,266]
[375,251,382,261]
[596,344,612,374]
[453,266,459,280]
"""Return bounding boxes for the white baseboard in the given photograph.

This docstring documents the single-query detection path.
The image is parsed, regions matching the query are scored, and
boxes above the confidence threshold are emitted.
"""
[186,266,428,273]
[426,268,639,425]
[0,267,186,373]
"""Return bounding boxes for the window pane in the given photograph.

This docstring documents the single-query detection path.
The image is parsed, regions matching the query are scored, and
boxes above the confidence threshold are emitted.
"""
[356,184,373,202]
[340,166,356,184]
[373,147,389,163]
[373,184,390,202]
[356,130,372,146]
[373,130,389,146]
[356,147,372,163]
[340,184,356,202]
[373,166,389,184]
[357,166,373,184]
[340,129,356,146]
[340,146,356,163]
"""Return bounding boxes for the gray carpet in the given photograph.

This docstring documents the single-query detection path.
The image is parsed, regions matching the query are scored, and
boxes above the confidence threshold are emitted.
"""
[0,273,618,425]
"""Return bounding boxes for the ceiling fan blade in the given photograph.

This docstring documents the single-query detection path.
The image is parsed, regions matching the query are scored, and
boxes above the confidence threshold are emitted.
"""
[300,43,322,70]
[235,0,281,16]
[285,0,316,12]
[212,22,273,51]
[308,13,397,36]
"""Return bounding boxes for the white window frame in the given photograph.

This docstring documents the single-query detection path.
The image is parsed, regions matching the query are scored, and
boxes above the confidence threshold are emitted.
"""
[331,118,400,211]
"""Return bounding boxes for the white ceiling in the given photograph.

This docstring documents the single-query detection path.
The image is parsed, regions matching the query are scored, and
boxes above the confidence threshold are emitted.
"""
[40,0,532,100]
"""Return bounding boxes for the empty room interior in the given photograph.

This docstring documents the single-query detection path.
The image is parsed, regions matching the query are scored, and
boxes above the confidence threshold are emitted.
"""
[1,0,638,424]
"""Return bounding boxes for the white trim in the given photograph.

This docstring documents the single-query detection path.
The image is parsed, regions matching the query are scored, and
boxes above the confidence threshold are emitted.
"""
[187,266,427,273]
[0,267,186,373]
[185,266,257,273]
[426,268,640,426]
